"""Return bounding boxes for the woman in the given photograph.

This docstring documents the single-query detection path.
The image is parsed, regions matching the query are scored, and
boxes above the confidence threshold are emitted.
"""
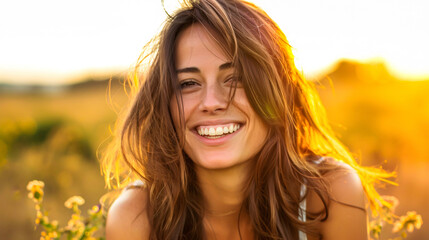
[102,0,392,239]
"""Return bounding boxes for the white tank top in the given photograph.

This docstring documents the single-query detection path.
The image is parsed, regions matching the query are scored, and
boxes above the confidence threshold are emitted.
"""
[298,183,308,240]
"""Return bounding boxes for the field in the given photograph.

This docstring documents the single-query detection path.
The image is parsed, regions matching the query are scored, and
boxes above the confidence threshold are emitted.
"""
[1,60,428,239]
[0,79,128,239]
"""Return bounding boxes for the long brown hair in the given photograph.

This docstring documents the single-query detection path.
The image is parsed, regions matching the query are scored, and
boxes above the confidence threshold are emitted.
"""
[101,0,394,239]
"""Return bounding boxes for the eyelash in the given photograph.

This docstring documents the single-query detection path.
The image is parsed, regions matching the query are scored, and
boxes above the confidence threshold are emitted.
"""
[225,76,236,83]
[178,76,240,89]
[225,76,242,86]
[179,80,199,89]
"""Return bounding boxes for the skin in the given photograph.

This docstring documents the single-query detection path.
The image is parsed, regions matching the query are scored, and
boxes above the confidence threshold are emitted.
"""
[306,161,368,240]
[105,24,368,240]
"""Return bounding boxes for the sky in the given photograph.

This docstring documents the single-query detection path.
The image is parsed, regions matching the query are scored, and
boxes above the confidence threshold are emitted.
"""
[0,0,428,85]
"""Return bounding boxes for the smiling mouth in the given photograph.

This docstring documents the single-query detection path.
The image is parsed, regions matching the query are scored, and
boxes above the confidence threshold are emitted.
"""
[196,123,241,139]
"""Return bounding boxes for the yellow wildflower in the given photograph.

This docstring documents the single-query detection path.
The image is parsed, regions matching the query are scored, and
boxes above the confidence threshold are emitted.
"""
[88,204,100,215]
[369,220,382,239]
[37,211,43,219]
[382,195,399,210]
[42,216,49,224]
[72,213,80,220]
[27,180,45,202]
[392,211,423,233]
[51,220,58,228]
[27,180,44,191]
[67,219,75,228]
[415,214,423,229]
[64,196,85,209]
[407,224,415,232]
[48,231,58,238]
[67,214,84,230]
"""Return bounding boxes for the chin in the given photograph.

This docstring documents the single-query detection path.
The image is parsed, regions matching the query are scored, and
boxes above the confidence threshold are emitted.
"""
[190,152,249,170]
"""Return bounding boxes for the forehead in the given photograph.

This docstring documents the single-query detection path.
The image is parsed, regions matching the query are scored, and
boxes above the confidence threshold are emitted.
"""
[175,24,230,69]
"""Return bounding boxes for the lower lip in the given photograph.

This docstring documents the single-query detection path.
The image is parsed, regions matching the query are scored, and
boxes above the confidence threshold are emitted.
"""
[193,126,243,145]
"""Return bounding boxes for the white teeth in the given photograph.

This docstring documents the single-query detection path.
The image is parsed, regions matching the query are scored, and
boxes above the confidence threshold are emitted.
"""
[209,128,215,136]
[197,123,241,137]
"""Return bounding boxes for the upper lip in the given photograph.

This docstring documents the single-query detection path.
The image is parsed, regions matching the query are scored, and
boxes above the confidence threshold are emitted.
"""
[189,119,244,129]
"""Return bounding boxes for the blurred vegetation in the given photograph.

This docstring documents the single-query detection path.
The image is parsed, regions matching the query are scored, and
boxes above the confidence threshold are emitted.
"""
[316,59,429,239]
[0,77,127,239]
[0,60,428,239]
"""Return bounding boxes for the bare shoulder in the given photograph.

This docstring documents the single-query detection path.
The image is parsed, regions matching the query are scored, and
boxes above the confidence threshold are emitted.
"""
[106,185,150,240]
[307,159,368,240]
[324,160,366,207]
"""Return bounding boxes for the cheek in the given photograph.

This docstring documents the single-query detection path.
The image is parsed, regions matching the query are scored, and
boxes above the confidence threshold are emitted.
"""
[233,90,257,118]
[234,90,269,141]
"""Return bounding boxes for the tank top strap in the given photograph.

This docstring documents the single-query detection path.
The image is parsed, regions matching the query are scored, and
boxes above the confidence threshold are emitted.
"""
[298,156,326,240]
[298,183,307,240]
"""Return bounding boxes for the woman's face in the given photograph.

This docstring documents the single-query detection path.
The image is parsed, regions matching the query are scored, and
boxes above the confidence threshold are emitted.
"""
[170,24,268,170]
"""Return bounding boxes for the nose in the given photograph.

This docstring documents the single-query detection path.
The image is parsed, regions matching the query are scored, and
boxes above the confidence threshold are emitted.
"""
[199,82,228,113]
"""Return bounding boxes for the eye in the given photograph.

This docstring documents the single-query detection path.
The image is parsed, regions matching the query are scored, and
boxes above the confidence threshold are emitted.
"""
[179,79,199,89]
[224,75,242,87]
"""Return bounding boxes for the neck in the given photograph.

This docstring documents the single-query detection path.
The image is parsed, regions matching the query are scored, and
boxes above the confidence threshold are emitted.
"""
[196,162,250,217]
[196,163,255,240]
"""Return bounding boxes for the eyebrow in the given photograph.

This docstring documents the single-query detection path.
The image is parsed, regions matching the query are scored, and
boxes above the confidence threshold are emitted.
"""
[176,62,233,74]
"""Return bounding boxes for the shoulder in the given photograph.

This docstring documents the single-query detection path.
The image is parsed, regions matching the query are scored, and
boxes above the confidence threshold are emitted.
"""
[324,160,366,207]
[307,159,368,240]
[105,185,150,240]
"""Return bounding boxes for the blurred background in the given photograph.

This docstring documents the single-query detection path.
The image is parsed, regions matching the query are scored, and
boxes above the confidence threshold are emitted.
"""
[0,0,428,239]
